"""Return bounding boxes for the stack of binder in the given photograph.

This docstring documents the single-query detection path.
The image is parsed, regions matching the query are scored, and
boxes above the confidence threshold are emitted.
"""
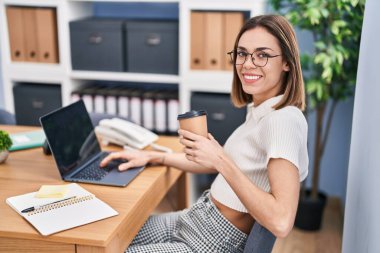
[190,11,244,71]
[6,6,59,63]
[71,85,179,135]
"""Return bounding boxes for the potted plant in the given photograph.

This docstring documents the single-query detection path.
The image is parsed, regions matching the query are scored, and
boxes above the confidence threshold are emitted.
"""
[0,130,13,163]
[269,0,365,230]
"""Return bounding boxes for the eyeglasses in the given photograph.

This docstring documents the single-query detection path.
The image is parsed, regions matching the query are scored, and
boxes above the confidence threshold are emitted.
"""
[227,50,281,67]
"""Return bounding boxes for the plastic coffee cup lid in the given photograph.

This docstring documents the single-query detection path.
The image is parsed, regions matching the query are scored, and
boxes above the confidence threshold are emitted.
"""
[177,110,207,120]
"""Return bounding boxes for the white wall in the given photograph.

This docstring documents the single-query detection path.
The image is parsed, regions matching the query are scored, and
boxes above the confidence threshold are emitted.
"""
[343,0,380,251]
[0,48,3,108]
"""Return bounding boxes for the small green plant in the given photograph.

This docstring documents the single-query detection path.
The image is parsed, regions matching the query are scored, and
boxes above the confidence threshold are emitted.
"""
[0,130,13,151]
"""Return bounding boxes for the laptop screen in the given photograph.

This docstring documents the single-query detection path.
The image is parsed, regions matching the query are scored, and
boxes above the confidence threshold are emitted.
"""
[40,100,101,177]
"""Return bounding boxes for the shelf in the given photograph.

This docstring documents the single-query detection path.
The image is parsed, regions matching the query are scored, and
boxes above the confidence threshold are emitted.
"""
[184,0,265,11]
[183,71,233,93]
[2,0,60,7]
[0,0,265,108]
[68,0,179,2]
[6,63,65,83]
[70,70,180,84]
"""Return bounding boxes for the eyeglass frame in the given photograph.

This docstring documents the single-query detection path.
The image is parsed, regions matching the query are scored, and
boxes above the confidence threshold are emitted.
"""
[227,49,282,67]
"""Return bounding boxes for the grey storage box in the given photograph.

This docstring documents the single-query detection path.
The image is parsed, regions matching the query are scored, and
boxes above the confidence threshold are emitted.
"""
[125,20,178,74]
[13,83,62,126]
[70,18,125,71]
[191,92,246,145]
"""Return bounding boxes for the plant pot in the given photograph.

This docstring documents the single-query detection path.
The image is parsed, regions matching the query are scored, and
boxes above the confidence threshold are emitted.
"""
[0,150,9,163]
[295,190,327,231]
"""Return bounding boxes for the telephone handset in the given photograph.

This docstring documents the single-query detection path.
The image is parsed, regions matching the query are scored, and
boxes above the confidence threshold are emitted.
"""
[95,118,159,149]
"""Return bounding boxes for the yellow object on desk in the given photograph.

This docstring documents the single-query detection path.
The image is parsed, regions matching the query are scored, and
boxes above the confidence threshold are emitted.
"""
[35,185,69,198]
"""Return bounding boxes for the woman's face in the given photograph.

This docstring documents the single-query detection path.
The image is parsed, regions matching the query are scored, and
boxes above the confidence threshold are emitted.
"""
[236,27,289,105]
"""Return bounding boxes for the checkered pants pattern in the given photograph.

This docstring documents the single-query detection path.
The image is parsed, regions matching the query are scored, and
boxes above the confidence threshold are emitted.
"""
[125,190,247,253]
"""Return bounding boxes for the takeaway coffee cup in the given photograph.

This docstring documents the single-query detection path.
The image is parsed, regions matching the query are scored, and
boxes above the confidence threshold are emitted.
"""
[177,110,208,137]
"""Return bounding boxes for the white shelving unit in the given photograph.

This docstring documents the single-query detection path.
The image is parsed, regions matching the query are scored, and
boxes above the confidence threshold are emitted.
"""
[0,0,266,202]
[0,0,266,113]
[179,0,266,112]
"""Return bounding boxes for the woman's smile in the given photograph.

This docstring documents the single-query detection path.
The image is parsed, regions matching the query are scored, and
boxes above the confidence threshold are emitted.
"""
[242,73,263,84]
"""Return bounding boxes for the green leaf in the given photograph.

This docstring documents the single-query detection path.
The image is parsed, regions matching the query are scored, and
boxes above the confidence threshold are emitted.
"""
[320,8,329,18]
[269,0,282,10]
[322,67,333,82]
[314,52,327,64]
[331,25,339,35]
[306,80,318,94]
[306,8,321,25]
[0,130,12,151]
[332,20,348,35]
[316,83,324,100]
[335,20,347,27]
[336,51,344,65]
[351,0,359,6]
[315,41,326,50]
[290,12,302,24]
[322,53,332,69]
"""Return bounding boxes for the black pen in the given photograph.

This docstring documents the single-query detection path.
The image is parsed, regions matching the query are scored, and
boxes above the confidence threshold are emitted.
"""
[21,196,76,213]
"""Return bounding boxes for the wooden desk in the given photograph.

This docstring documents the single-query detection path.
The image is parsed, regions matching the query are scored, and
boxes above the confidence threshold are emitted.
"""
[0,125,188,253]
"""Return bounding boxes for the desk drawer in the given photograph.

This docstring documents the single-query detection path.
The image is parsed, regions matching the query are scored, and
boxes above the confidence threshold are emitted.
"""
[0,237,75,253]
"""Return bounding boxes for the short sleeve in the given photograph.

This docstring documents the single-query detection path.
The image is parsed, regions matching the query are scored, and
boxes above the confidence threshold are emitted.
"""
[262,108,309,181]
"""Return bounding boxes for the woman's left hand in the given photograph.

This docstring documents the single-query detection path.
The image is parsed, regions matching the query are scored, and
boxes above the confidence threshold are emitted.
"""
[178,129,225,171]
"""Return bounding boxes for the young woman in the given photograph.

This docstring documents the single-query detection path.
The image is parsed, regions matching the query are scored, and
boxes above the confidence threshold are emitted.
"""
[101,14,308,253]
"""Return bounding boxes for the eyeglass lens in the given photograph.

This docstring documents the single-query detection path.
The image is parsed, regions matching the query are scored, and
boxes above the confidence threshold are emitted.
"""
[229,51,269,67]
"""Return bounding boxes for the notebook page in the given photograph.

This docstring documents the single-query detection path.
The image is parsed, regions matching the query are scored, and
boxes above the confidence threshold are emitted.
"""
[24,195,118,236]
[6,183,118,236]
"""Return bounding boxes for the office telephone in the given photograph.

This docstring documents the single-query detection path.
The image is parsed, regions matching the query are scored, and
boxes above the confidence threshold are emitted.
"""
[95,118,159,149]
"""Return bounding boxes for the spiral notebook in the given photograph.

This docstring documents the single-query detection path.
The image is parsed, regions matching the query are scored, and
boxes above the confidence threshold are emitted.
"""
[6,183,118,236]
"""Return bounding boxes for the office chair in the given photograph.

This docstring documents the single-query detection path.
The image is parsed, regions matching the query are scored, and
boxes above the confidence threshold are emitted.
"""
[243,222,276,253]
[0,109,16,125]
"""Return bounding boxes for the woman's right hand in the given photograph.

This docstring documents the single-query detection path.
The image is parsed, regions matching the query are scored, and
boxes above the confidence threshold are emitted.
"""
[100,150,156,171]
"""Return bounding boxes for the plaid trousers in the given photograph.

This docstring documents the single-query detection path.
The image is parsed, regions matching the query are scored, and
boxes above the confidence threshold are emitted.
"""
[125,190,248,253]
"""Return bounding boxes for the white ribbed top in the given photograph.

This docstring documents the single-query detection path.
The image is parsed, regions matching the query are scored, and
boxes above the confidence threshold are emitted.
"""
[210,95,309,213]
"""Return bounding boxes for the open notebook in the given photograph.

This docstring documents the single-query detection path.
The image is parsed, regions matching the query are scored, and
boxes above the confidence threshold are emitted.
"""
[6,183,118,236]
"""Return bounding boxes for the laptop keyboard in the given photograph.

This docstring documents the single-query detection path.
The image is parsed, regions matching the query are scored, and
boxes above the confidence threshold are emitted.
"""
[73,155,113,181]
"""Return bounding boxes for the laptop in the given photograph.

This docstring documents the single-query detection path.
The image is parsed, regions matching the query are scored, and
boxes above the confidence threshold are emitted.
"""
[39,100,144,187]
